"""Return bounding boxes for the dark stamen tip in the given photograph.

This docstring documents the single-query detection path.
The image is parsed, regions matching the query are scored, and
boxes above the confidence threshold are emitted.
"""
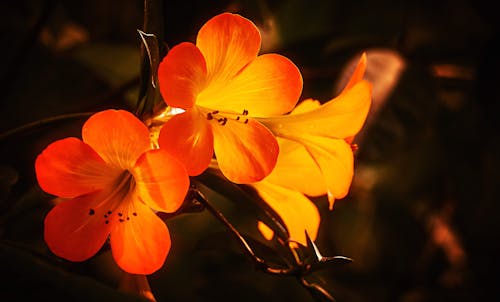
[89,209,95,215]
[105,220,109,224]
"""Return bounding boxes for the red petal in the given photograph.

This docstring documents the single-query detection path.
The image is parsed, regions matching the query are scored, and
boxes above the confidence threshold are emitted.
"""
[196,13,261,83]
[44,192,113,261]
[110,200,171,275]
[158,108,214,176]
[82,110,151,169]
[212,118,278,183]
[158,42,207,109]
[36,137,118,198]
[133,149,189,213]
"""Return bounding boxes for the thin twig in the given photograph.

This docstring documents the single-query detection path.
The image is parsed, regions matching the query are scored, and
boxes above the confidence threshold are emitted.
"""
[0,112,93,142]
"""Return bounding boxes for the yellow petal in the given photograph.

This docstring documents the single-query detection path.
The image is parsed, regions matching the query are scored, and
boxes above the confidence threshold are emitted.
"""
[261,80,372,140]
[252,181,320,245]
[340,52,367,94]
[264,138,326,197]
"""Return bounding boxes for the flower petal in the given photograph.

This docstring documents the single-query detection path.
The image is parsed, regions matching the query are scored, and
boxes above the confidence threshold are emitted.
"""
[212,118,278,183]
[36,137,118,198]
[341,52,367,94]
[110,200,171,275]
[264,138,326,197]
[158,108,214,176]
[196,13,260,84]
[44,191,113,262]
[252,181,320,245]
[158,42,207,109]
[301,136,354,209]
[261,80,372,139]
[133,149,189,213]
[197,54,302,116]
[82,110,151,169]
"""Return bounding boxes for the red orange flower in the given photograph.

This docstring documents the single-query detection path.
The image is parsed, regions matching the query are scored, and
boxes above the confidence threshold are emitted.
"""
[35,110,189,275]
[157,13,303,184]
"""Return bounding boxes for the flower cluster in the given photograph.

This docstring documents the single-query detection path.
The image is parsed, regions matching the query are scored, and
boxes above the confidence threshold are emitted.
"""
[35,13,371,275]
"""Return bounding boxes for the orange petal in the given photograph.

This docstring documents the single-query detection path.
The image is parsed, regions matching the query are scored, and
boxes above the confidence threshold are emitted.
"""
[264,138,326,197]
[82,110,151,169]
[36,137,119,198]
[262,80,372,139]
[158,42,207,109]
[341,52,367,94]
[158,108,214,176]
[133,149,189,213]
[110,200,170,275]
[212,118,278,183]
[301,136,354,209]
[252,181,320,245]
[44,191,114,262]
[197,54,302,116]
[196,13,260,83]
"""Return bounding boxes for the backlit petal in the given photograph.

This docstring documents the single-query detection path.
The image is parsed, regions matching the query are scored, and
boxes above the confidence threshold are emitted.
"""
[252,181,320,245]
[110,200,171,275]
[300,136,354,209]
[158,108,214,176]
[341,52,367,94]
[196,13,260,84]
[133,149,189,213]
[36,137,119,198]
[212,118,278,184]
[82,110,151,169]
[44,191,114,262]
[290,99,321,114]
[264,138,326,197]
[261,80,372,139]
[158,42,207,109]
[197,54,302,116]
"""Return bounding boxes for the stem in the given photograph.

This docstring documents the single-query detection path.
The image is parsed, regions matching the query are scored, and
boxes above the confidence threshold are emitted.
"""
[193,188,298,276]
[0,112,93,142]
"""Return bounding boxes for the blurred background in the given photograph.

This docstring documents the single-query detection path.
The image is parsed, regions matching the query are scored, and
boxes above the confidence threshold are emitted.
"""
[0,0,499,301]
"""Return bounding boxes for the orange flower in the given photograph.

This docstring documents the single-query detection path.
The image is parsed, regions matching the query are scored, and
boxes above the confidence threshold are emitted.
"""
[35,110,189,275]
[260,53,371,210]
[157,13,303,184]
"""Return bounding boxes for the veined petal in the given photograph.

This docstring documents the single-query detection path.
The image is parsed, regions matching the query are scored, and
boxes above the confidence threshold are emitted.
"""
[197,54,302,117]
[44,191,114,262]
[36,137,119,198]
[264,138,326,197]
[158,108,214,176]
[133,149,189,213]
[158,42,207,109]
[300,136,354,209]
[341,52,367,94]
[212,118,278,184]
[252,181,320,245]
[261,80,372,139]
[196,13,261,84]
[110,199,171,275]
[82,110,151,170]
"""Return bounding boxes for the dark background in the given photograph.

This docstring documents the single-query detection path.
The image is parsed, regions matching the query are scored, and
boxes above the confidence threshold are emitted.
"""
[1,0,499,301]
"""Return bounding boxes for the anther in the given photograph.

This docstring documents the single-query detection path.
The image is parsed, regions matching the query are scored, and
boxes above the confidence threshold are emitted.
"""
[118,213,123,217]
[107,210,112,215]
[244,119,249,124]
[242,109,248,115]
[212,110,219,114]
[133,212,137,216]
[105,220,109,224]
[207,112,213,120]
[89,209,95,216]
[236,116,240,121]
[104,214,108,218]
[119,218,124,222]
[127,217,130,220]
[218,117,228,125]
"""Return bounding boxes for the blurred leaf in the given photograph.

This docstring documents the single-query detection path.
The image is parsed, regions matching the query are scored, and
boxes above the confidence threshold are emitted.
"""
[71,43,140,87]
[0,241,149,302]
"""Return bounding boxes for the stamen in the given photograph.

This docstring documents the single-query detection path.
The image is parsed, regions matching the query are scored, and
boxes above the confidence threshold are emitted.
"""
[105,220,109,224]
[244,119,249,124]
[133,212,137,216]
[119,218,124,222]
[89,209,95,216]
[107,210,112,215]
[242,109,248,115]
[207,112,213,120]
[217,117,228,125]
[118,212,123,217]
[104,214,108,218]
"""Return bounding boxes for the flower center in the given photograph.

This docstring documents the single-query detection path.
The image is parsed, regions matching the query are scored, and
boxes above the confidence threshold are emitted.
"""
[87,170,137,225]
[203,108,250,126]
